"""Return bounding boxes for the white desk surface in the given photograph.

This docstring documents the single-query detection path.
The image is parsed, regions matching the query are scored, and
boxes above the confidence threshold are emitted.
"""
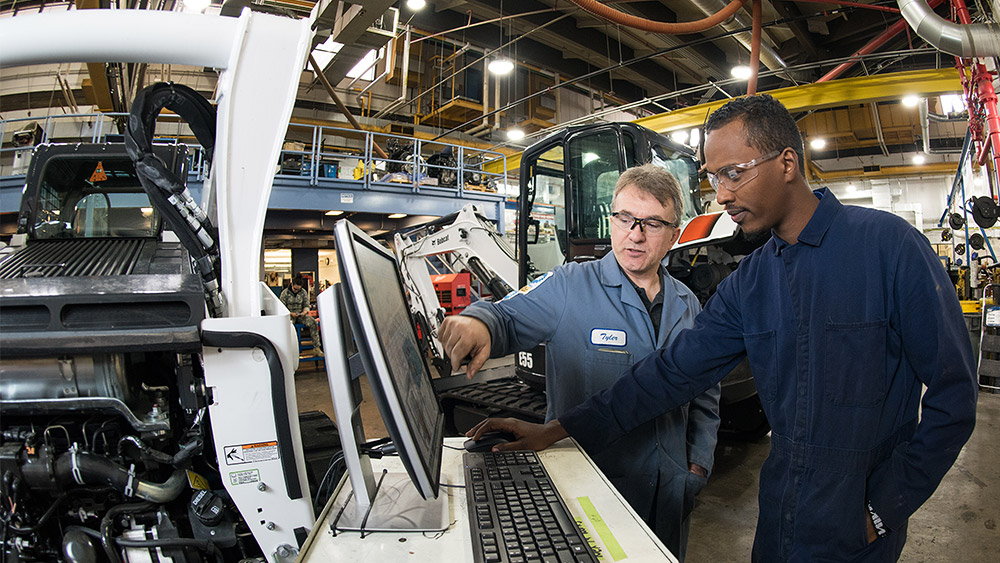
[298,437,677,562]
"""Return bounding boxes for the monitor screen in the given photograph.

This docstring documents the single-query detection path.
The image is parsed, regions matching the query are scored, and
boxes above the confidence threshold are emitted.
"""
[333,219,444,500]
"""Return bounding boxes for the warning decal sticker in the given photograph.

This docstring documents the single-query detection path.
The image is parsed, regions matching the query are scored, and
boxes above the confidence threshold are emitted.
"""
[223,441,279,466]
[229,469,261,486]
[89,162,107,182]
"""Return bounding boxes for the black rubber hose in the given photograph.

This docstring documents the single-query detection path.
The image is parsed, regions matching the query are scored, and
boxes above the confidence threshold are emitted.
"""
[100,501,154,563]
[53,451,187,503]
[114,537,224,563]
[54,452,130,493]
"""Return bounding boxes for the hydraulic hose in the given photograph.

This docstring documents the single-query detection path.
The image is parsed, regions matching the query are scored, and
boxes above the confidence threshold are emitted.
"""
[568,0,747,34]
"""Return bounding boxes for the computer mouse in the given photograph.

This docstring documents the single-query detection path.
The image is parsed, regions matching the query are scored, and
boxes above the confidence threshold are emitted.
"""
[463,431,516,452]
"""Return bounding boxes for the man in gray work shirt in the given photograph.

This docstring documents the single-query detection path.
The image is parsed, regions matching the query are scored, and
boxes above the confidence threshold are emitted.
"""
[440,164,720,560]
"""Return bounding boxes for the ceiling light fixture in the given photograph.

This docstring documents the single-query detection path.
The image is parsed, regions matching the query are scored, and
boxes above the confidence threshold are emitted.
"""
[810,138,827,150]
[488,58,514,75]
[406,0,426,10]
[902,94,920,108]
[912,153,926,165]
[731,65,752,80]
[325,210,344,216]
[388,213,408,219]
[506,128,525,141]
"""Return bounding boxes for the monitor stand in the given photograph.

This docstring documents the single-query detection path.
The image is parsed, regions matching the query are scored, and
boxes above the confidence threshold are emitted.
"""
[329,471,448,533]
[318,284,448,535]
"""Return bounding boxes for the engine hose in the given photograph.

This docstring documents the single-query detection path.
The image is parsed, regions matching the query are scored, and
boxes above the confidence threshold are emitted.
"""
[568,0,747,34]
[133,470,188,504]
[114,538,224,563]
[100,501,154,563]
[119,435,203,466]
[53,450,187,503]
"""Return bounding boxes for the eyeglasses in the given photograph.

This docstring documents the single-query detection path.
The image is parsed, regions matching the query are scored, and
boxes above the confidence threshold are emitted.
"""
[706,148,784,192]
[609,211,677,235]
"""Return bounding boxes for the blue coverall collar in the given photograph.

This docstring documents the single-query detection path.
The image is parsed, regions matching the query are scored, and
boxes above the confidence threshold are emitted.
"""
[599,252,648,313]
[770,187,842,255]
[600,252,688,346]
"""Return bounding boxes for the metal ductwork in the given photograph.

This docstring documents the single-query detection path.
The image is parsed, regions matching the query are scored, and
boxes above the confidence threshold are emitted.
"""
[919,98,966,154]
[687,0,789,72]
[898,0,1000,58]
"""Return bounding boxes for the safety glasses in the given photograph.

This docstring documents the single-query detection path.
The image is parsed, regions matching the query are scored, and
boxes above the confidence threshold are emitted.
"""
[706,148,784,192]
[609,211,676,236]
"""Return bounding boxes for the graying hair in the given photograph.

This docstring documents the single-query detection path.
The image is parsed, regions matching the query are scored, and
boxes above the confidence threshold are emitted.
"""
[612,163,684,224]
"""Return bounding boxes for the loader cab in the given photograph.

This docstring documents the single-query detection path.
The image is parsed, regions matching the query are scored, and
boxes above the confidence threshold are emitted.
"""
[517,123,701,286]
[16,143,187,242]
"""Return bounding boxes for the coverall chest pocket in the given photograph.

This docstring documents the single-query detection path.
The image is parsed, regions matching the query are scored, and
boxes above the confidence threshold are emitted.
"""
[743,330,777,403]
[823,319,888,407]
[581,348,633,398]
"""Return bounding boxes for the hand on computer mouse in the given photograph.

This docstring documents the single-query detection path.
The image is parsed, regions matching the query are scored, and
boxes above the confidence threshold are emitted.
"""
[463,430,517,452]
[465,417,569,452]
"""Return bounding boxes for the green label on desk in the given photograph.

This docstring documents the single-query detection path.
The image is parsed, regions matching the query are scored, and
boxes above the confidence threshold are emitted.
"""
[577,496,627,561]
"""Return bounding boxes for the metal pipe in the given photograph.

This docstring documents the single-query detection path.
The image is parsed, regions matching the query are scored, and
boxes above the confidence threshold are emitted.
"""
[920,97,965,154]
[870,103,891,157]
[818,0,947,83]
[948,0,1000,184]
[687,0,789,72]
[568,0,747,34]
[897,0,1000,58]
[373,25,411,120]
[795,0,901,13]
[747,0,762,95]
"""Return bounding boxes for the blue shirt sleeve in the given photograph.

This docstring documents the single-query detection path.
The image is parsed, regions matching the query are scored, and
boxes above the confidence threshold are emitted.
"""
[460,269,569,358]
[866,228,978,531]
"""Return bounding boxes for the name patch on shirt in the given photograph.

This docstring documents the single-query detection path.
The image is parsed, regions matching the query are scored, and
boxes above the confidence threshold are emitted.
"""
[591,328,626,347]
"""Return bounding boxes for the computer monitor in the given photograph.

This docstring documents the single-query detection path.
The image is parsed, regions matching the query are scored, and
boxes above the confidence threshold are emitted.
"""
[316,219,448,533]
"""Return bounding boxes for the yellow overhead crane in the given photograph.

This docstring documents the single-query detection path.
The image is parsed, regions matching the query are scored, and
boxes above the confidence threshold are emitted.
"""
[489,68,963,176]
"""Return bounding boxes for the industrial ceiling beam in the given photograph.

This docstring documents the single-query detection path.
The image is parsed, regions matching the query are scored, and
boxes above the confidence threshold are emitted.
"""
[808,161,957,182]
[493,68,962,174]
[634,68,962,133]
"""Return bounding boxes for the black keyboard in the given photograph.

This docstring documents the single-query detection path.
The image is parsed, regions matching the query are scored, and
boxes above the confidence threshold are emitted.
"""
[464,451,599,563]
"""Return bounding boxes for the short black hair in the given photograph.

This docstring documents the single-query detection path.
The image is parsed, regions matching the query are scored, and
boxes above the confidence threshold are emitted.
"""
[292,275,305,287]
[705,94,805,172]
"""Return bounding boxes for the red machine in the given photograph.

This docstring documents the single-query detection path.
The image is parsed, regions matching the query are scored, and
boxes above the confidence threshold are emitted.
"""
[431,272,472,315]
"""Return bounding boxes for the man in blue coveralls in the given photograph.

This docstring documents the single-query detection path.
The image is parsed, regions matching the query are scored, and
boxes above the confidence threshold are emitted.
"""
[465,94,979,562]
[439,164,721,561]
